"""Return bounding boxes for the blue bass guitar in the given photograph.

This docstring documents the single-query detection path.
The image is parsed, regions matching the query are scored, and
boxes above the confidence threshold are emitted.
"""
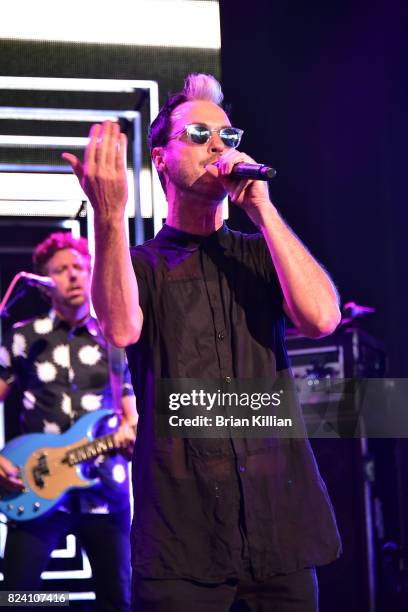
[0,409,119,522]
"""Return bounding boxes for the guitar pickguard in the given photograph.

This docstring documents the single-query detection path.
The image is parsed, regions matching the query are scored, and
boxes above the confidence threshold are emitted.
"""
[24,438,93,500]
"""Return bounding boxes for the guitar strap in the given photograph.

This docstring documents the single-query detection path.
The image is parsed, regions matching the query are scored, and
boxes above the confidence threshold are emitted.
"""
[107,343,124,419]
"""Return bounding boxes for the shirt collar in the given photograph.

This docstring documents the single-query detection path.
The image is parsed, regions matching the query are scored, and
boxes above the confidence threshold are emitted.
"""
[155,222,229,252]
[49,309,100,337]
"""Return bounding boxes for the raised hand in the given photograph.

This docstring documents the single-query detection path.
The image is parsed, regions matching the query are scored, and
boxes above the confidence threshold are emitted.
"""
[62,121,128,222]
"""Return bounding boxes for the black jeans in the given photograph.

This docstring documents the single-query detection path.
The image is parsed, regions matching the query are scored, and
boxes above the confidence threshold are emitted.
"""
[132,568,318,612]
[3,508,131,612]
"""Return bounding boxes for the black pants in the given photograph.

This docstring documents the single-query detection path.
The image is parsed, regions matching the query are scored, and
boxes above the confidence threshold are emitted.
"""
[3,508,131,612]
[132,568,318,612]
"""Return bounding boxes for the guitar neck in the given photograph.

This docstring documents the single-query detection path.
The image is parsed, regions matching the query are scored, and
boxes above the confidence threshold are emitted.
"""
[63,433,117,466]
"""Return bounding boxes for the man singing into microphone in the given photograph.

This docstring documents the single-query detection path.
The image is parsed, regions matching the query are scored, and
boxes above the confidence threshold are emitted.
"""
[63,73,342,611]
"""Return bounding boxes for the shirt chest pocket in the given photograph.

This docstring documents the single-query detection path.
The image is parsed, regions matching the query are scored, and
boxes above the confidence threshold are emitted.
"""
[158,279,221,378]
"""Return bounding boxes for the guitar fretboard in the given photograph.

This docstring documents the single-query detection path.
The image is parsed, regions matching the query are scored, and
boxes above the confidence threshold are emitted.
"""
[64,433,116,466]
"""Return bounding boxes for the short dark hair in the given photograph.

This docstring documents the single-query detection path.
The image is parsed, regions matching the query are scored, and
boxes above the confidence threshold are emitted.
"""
[148,92,188,151]
[33,232,90,275]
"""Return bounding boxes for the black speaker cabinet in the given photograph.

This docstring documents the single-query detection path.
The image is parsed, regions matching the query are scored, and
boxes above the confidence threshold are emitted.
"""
[287,327,387,612]
[311,437,374,612]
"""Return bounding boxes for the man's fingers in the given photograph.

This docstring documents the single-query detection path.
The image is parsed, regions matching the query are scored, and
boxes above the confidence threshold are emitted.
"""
[231,179,252,203]
[219,154,248,176]
[0,462,24,491]
[0,456,19,475]
[116,132,128,171]
[105,122,119,167]
[98,121,113,166]
[85,123,100,169]
[206,152,253,180]
[205,163,219,177]
[113,425,135,448]
[61,153,84,182]
[0,476,25,491]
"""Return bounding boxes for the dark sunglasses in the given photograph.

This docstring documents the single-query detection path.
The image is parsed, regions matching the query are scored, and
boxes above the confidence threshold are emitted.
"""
[169,123,244,149]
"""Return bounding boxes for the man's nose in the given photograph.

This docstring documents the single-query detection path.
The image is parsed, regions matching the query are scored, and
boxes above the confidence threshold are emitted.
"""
[69,268,78,280]
[208,132,225,153]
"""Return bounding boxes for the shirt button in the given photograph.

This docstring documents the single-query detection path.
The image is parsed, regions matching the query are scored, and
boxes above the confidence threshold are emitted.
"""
[239,465,246,473]
[217,331,225,341]
[225,376,232,384]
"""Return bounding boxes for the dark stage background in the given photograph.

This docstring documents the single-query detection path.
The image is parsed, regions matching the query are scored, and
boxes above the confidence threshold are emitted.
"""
[220,0,408,378]
[220,2,408,610]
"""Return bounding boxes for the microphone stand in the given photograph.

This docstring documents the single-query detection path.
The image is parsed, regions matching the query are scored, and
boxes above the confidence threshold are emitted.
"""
[0,272,34,318]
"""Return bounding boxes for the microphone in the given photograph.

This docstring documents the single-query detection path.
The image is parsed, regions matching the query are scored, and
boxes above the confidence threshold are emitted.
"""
[20,272,55,289]
[0,272,55,317]
[230,163,277,181]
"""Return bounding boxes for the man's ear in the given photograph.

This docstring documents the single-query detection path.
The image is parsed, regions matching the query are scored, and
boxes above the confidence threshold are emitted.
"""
[152,146,166,173]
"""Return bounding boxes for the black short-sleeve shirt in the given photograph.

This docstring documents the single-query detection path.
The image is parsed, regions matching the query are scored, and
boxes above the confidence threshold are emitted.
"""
[127,222,341,582]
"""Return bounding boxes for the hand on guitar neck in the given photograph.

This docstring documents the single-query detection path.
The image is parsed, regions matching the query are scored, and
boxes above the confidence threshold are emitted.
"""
[113,418,137,461]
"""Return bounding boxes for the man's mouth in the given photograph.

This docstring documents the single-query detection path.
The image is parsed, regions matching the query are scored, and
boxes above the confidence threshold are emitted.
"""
[204,157,221,167]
